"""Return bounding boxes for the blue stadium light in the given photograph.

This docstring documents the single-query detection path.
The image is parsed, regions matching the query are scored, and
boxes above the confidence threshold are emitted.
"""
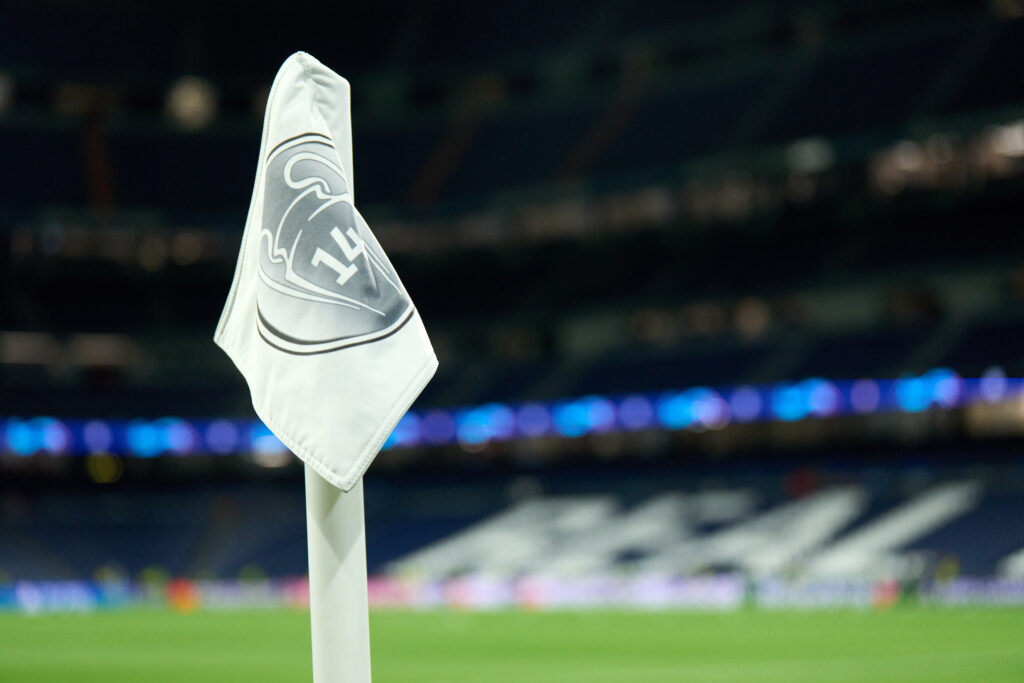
[1,368,1021,458]
[158,418,197,455]
[205,420,239,454]
[82,420,113,453]
[805,378,841,417]
[455,408,492,445]
[480,403,516,441]
[249,422,286,454]
[126,420,162,458]
[850,379,881,413]
[516,403,551,438]
[5,419,39,456]
[582,396,616,433]
[385,413,421,449]
[421,411,456,445]
[771,383,808,422]
[926,368,962,408]
[691,388,728,429]
[729,386,763,422]
[38,418,71,454]
[656,391,693,429]
[617,395,654,430]
[895,375,932,412]
[979,366,1007,402]
[552,400,591,438]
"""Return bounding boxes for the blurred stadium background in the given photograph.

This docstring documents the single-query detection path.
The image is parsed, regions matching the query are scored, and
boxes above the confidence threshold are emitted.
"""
[2,0,1024,680]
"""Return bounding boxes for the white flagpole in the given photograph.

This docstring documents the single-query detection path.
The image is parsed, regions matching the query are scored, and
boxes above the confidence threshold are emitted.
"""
[305,63,372,683]
[305,465,372,682]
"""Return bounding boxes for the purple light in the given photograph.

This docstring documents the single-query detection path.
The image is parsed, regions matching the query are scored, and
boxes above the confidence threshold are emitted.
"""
[980,366,1008,403]
[806,379,841,417]
[685,388,726,428]
[484,404,517,441]
[729,386,762,422]
[162,419,197,455]
[928,369,962,408]
[583,396,616,433]
[695,393,730,429]
[450,404,516,446]
[517,403,551,438]
[421,411,456,445]
[83,420,113,453]
[205,420,239,454]
[618,395,653,430]
[2,366,1016,460]
[850,379,881,414]
[38,418,71,454]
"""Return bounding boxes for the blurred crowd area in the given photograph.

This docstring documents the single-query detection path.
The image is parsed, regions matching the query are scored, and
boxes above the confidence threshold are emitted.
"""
[2,1,1024,419]
[4,455,1024,607]
[2,1,1024,594]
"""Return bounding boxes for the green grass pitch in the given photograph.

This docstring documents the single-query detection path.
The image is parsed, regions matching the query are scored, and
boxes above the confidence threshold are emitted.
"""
[1,608,1022,682]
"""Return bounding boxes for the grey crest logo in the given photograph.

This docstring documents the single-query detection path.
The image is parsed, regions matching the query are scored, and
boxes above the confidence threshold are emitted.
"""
[255,133,412,354]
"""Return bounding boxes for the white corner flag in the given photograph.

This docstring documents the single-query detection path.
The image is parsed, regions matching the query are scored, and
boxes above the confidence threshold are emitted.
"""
[214,52,438,682]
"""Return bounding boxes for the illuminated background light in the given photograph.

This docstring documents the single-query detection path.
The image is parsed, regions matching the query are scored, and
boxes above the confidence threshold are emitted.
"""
[6,419,38,456]
[86,453,123,484]
[166,76,218,130]
[456,408,492,445]
[483,404,517,441]
[980,366,1008,402]
[694,391,730,429]
[552,401,591,438]
[205,420,239,454]
[927,368,962,408]
[386,413,421,449]
[83,420,113,453]
[657,392,693,429]
[688,388,722,427]
[896,375,931,412]
[805,378,840,417]
[38,418,71,454]
[771,383,807,422]
[249,422,287,455]
[159,418,197,455]
[517,403,551,438]
[582,396,616,433]
[729,386,762,422]
[0,369,1018,458]
[618,395,653,430]
[421,411,456,445]
[126,421,161,457]
[850,379,881,413]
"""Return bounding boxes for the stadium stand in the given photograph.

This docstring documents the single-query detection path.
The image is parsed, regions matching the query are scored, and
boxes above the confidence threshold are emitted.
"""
[3,458,1023,581]
[1,0,1023,596]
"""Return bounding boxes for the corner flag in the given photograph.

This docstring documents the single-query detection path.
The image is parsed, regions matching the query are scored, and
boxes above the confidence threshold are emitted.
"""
[214,52,437,681]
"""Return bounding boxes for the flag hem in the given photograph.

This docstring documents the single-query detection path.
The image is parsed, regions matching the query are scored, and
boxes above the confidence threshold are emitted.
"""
[250,350,438,491]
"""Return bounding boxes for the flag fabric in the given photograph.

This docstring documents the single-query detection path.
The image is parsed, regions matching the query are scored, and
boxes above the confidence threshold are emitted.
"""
[215,52,437,491]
